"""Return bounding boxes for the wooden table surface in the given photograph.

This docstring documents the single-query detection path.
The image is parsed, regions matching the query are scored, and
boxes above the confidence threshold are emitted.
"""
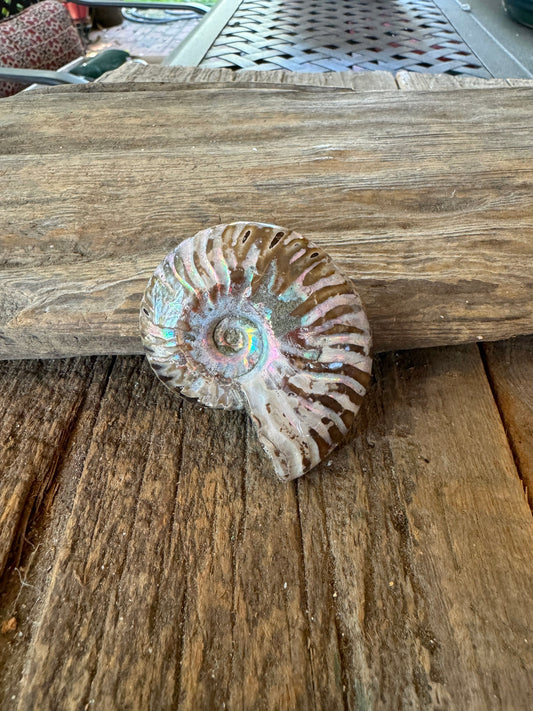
[0,69,532,710]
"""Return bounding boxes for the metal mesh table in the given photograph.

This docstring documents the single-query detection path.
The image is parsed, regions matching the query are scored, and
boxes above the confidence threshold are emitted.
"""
[184,0,491,77]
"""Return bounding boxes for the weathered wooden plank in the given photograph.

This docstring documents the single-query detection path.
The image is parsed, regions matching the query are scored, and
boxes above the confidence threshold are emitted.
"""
[395,70,525,90]
[103,64,399,90]
[32,78,370,95]
[0,356,115,705]
[505,78,533,87]
[8,357,190,710]
[1,86,532,358]
[231,69,397,91]
[482,336,533,510]
[298,345,533,709]
[0,357,113,577]
[3,345,531,710]
[11,357,325,710]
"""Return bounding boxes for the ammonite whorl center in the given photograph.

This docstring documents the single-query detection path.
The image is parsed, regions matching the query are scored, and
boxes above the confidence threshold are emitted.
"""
[214,320,246,354]
[140,222,372,482]
[210,315,263,376]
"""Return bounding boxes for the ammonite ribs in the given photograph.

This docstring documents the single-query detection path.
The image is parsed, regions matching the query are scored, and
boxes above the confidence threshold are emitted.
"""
[140,222,372,481]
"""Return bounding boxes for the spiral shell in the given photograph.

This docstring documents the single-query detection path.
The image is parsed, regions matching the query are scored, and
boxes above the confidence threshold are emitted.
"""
[140,222,371,481]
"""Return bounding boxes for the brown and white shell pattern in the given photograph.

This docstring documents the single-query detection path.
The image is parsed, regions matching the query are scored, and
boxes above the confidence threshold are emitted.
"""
[140,222,372,481]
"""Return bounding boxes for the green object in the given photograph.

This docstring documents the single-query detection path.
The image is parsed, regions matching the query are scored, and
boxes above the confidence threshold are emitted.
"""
[503,0,533,28]
[70,49,130,80]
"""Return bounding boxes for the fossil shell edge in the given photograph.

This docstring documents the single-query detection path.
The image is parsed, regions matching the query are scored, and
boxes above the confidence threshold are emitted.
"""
[140,222,372,482]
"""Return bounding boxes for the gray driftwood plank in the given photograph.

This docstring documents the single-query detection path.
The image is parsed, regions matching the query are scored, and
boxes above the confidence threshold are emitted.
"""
[1,85,532,358]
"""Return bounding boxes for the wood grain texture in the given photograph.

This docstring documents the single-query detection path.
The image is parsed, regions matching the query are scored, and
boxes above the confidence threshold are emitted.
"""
[103,65,399,90]
[0,346,531,710]
[0,357,113,577]
[300,345,533,710]
[395,71,533,91]
[0,356,115,701]
[109,66,533,92]
[1,83,532,358]
[482,336,533,510]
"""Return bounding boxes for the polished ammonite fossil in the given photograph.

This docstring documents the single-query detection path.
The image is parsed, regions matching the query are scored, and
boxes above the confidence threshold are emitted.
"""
[140,222,372,481]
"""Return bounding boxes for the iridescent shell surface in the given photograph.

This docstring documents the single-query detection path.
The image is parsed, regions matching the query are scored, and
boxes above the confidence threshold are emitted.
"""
[140,222,372,481]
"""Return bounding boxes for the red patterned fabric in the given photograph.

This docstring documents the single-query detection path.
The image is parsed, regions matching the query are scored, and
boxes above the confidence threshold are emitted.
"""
[0,0,84,97]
